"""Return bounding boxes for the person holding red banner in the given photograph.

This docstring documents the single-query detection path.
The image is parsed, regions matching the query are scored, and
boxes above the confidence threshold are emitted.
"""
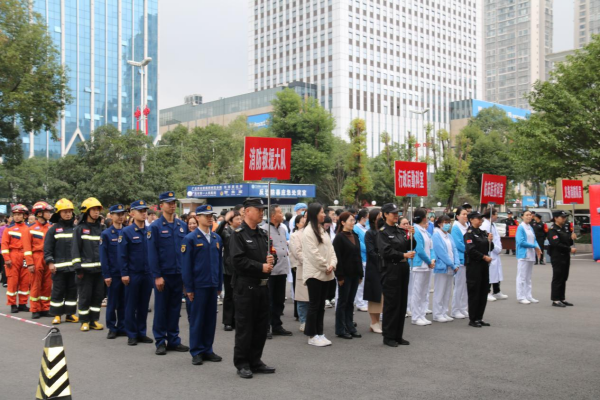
[482,208,508,301]
[409,208,435,327]
[515,211,542,305]
[547,211,577,308]
[464,211,494,328]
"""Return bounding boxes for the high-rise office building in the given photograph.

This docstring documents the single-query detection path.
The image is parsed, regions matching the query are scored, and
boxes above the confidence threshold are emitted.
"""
[483,0,553,110]
[574,0,600,48]
[27,0,158,158]
[248,0,481,156]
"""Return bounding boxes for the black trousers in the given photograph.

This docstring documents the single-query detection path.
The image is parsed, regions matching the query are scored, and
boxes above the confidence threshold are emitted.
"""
[535,239,545,263]
[466,262,489,323]
[291,268,298,319]
[381,262,409,342]
[0,256,6,285]
[77,272,105,323]
[325,279,337,301]
[551,255,571,301]
[335,276,359,336]
[222,274,235,327]
[305,278,328,337]
[233,279,269,370]
[489,282,501,294]
[268,274,287,330]
[50,271,78,316]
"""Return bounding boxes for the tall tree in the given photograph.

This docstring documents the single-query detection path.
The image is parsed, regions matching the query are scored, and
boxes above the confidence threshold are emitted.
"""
[0,0,70,165]
[433,129,471,209]
[341,119,372,207]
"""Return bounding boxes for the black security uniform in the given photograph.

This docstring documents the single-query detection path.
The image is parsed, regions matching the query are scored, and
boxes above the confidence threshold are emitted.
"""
[377,216,415,345]
[229,218,274,372]
[464,225,494,324]
[220,224,235,328]
[547,223,574,302]
[531,219,546,264]
[44,217,77,316]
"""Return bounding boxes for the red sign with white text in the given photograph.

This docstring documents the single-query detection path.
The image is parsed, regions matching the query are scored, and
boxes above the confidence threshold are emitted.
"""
[562,179,584,204]
[480,174,507,205]
[243,137,291,181]
[395,161,428,197]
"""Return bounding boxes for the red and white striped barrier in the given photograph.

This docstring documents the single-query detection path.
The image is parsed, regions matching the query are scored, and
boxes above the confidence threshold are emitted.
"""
[0,312,53,329]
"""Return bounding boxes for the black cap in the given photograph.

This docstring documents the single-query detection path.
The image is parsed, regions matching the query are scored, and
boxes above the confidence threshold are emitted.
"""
[243,198,268,209]
[507,210,513,215]
[552,210,569,218]
[381,203,399,213]
[468,211,483,220]
[462,202,473,209]
[534,213,543,219]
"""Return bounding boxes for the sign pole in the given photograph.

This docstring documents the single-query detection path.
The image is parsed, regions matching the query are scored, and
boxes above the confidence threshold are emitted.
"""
[488,202,495,253]
[410,196,414,253]
[572,202,576,233]
[263,178,276,251]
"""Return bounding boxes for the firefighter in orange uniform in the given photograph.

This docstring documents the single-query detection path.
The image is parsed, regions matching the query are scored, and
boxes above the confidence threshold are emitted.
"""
[29,201,55,319]
[1,204,34,313]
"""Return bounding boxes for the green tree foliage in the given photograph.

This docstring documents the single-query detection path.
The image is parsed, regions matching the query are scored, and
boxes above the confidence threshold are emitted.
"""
[0,0,70,165]
[0,158,70,204]
[341,119,372,206]
[433,129,471,209]
[512,36,600,178]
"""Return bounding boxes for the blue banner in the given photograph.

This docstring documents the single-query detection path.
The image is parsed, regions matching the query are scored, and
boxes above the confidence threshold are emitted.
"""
[186,183,316,199]
[247,113,272,130]
[522,196,549,208]
[472,99,530,122]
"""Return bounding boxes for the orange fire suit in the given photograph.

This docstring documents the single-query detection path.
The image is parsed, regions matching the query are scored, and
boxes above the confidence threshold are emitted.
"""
[29,221,52,313]
[1,222,34,305]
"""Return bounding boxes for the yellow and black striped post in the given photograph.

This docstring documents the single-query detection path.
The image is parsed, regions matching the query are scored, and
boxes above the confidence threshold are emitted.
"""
[36,328,72,400]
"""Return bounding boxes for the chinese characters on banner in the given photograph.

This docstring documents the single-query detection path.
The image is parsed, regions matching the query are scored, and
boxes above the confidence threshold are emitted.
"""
[395,161,428,197]
[243,137,292,181]
[480,174,507,204]
[562,180,584,204]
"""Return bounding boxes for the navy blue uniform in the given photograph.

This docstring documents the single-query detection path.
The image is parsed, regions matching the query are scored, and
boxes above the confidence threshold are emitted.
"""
[147,216,188,348]
[181,228,223,357]
[118,224,152,339]
[100,227,125,334]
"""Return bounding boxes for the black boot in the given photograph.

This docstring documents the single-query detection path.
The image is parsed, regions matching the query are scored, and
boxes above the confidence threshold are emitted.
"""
[11,305,18,313]
[18,304,30,312]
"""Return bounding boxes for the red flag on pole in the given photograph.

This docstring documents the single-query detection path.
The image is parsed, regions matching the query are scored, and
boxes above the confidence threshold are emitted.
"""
[243,137,292,181]
[395,161,428,197]
[480,174,507,205]
[562,179,584,204]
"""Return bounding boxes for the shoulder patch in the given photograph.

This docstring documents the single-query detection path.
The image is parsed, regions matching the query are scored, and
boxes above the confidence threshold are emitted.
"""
[181,244,186,253]
[235,227,243,233]
[466,239,473,244]
[379,226,385,231]
[467,230,472,233]
[552,235,558,240]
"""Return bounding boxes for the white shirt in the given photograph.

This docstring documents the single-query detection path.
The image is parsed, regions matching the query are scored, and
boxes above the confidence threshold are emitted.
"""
[198,227,211,243]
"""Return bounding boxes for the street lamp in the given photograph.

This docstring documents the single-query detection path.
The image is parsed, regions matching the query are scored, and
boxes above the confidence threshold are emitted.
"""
[127,57,152,134]
[409,108,430,161]
[334,200,339,206]
[437,202,442,207]
[371,201,377,206]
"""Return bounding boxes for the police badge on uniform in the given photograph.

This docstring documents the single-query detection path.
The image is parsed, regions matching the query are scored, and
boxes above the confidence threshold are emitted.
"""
[180,227,184,233]
[181,244,186,253]
[118,236,122,243]
[147,231,151,239]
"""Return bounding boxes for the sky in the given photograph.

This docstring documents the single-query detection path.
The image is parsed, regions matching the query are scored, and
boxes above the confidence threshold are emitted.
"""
[158,0,575,109]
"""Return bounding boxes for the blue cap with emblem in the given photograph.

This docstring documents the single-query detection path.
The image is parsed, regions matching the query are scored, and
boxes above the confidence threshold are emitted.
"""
[159,191,177,203]
[109,204,126,214]
[196,204,216,215]
[130,200,149,211]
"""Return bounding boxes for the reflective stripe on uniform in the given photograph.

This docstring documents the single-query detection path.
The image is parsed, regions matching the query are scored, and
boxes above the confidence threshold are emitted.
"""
[55,261,73,268]
[30,297,40,301]
[55,233,73,239]
[31,231,44,238]
[6,291,17,296]
[24,251,32,256]
[81,235,101,241]
[78,309,90,315]
[51,301,65,307]
[8,231,22,238]
[90,307,101,312]
[72,258,81,263]
[65,301,77,306]
[18,290,30,295]
[81,262,101,268]
[40,296,50,300]
[1,249,9,254]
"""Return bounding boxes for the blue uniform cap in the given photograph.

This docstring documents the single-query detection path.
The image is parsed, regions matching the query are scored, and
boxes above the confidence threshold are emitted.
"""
[109,204,126,214]
[196,204,216,215]
[130,200,149,211]
[159,191,177,203]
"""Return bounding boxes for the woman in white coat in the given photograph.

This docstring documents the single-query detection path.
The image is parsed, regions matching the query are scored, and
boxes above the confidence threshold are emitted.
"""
[289,214,308,332]
[516,210,542,304]
[481,208,508,301]
[431,215,460,322]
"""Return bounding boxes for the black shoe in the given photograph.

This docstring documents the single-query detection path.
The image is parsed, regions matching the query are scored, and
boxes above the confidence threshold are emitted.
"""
[192,355,203,365]
[562,301,574,306]
[266,331,273,340]
[353,322,357,327]
[252,365,276,374]
[224,325,233,331]
[237,367,253,379]
[350,332,362,338]
[155,344,167,355]
[478,320,491,327]
[337,333,353,339]
[116,331,128,337]
[32,312,41,319]
[469,321,482,328]
[137,336,154,344]
[18,304,29,312]
[398,339,410,345]
[552,301,566,308]
[40,311,52,317]
[167,344,189,352]
[272,328,293,336]
[107,331,117,339]
[383,338,398,347]
[127,337,138,346]
[2,283,7,288]
[202,352,223,362]
[10,305,18,313]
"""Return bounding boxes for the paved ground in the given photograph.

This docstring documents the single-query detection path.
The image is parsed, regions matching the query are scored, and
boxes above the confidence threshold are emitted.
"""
[1,254,600,400]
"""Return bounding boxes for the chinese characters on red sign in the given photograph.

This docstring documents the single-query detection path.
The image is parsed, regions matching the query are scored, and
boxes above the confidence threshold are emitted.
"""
[395,161,428,197]
[480,174,507,204]
[562,179,584,204]
[243,137,292,181]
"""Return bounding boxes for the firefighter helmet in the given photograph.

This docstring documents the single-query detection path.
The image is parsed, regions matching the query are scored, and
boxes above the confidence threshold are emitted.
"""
[80,197,103,213]
[11,204,29,214]
[54,198,74,213]
[32,201,54,216]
